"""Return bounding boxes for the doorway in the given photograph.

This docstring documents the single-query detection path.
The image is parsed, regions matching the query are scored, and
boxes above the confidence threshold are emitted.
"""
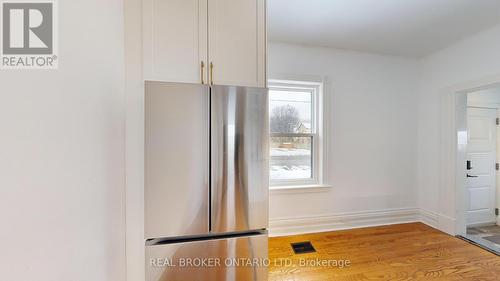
[460,87,500,254]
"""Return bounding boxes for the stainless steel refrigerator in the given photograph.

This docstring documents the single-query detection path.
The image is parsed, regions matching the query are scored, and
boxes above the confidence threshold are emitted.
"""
[144,81,269,281]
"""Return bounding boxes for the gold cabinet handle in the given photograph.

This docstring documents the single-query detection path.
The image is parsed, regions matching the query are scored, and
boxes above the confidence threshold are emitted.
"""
[210,62,214,85]
[200,61,205,84]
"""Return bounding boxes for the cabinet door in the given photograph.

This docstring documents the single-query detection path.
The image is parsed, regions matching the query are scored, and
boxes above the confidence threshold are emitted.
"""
[144,0,208,84]
[208,0,266,87]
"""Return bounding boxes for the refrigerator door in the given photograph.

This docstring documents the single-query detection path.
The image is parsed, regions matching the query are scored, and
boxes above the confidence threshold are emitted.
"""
[146,233,268,281]
[145,81,210,239]
[211,85,269,234]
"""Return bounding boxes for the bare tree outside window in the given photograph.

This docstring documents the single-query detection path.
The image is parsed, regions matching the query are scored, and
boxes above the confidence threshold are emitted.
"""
[270,105,300,133]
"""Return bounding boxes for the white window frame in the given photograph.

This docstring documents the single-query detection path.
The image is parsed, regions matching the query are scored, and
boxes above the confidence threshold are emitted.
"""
[268,79,326,189]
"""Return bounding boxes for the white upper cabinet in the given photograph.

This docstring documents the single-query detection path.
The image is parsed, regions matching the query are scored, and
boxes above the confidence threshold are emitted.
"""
[143,0,208,84]
[208,0,266,87]
[144,0,266,87]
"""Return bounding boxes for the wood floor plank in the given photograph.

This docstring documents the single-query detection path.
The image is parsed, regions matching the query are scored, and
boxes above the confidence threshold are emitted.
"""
[268,223,500,281]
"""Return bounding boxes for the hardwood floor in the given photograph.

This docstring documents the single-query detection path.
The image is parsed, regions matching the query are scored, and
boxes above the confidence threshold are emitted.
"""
[268,223,500,281]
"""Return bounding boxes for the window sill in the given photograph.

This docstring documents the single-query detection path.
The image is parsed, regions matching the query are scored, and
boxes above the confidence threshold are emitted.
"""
[269,184,332,195]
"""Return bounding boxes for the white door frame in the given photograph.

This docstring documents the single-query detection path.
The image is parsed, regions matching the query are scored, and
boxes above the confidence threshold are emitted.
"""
[444,75,500,235]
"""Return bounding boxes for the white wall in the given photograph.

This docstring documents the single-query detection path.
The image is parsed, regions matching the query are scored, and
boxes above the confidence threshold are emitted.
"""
[417,24,500,233]
[268,43,420,233]
[0,1,126,280]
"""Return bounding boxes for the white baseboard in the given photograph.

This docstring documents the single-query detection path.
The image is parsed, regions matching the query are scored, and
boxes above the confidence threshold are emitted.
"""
[436,213,456,235]
[269,208,421,237]
[418,208,439,229]
[418,209,457,235]
[269,208,450,237]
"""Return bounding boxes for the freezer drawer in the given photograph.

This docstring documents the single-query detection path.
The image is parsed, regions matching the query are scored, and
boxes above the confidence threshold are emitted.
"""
[146,233,268,281]
[210,85,269,234]
[145,81,210,239]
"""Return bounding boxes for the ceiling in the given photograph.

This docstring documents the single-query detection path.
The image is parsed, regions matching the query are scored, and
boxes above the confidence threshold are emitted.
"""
[268,0,500,57]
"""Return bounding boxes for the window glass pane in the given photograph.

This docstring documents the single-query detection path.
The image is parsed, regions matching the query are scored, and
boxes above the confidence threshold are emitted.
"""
[270,136,312,180]
[269,90,312,133]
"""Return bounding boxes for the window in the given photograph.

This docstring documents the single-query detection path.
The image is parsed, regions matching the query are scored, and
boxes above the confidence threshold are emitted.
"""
[269,79,324,187]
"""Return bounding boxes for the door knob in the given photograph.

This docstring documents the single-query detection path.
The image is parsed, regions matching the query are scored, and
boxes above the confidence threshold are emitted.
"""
[467,174,478,178]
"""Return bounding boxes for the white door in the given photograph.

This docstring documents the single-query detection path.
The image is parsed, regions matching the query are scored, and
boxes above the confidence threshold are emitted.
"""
[208,0,266,87]
[143,0,208,84]
[466,107,497,226]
